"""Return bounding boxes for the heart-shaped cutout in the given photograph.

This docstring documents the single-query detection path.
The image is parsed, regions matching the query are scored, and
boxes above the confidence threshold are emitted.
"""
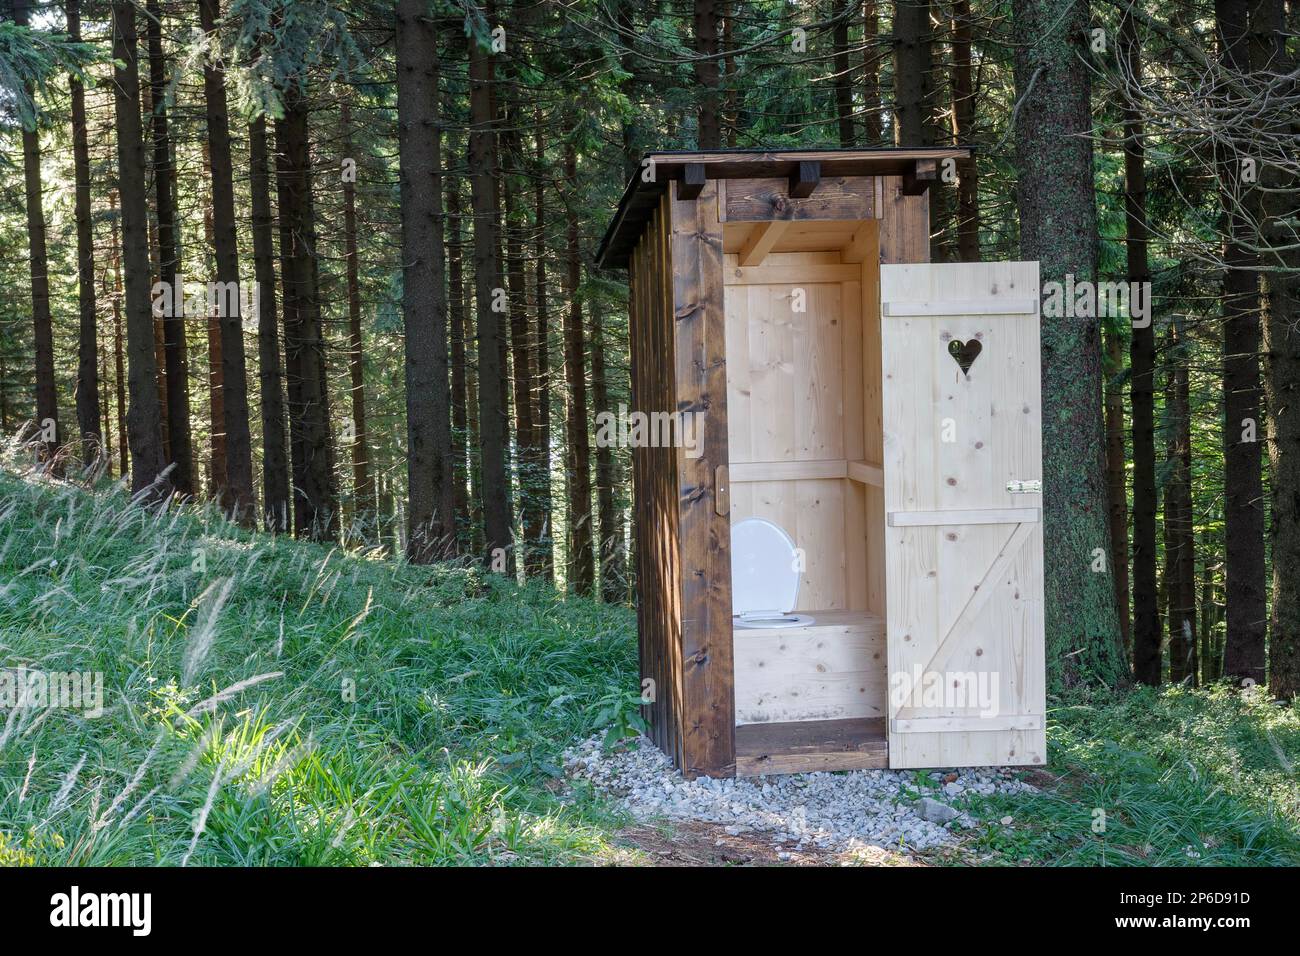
[948,338,982,377]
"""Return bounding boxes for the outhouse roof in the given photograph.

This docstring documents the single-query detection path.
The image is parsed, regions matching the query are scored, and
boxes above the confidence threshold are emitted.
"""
[595,147,972,269]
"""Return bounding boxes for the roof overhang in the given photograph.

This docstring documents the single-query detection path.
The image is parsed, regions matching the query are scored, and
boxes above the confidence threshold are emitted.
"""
[595,147,973,269]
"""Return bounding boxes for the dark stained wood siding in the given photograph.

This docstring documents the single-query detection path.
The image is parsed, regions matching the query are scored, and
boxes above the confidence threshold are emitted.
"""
[721,177,875,222]
[669,179,735,778]
[629,195,684,766]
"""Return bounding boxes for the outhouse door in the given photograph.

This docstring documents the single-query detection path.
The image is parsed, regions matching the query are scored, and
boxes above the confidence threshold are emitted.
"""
[878,262,1047,769]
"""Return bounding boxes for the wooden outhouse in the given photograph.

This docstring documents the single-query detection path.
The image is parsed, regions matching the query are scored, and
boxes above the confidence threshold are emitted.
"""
[597,149,1046,778]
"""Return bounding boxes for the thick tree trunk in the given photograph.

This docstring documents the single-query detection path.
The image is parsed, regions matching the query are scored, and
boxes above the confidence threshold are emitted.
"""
[198,0,254,524]
[1217,0,1267,687]
[1121,10,1159,685]
[276,96,336,540]
[68,0,101,468]
[892,0,935,147]
[694,0,721,148]
[249,116,290,533]
[340,102,375,542]
[1251,0,1300,699]
[397,0,455,562]
[894,0,948,260]
[950,0,980,261]
[563,139,595,595]
[112,1,169,499]
[14,0,59,464]
[146,0,191,493]
[1011,0,1125,687]
[469,27,513,568]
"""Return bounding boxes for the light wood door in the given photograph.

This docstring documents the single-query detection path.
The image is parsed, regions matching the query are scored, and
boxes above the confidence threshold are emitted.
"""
[879,262,1046,768]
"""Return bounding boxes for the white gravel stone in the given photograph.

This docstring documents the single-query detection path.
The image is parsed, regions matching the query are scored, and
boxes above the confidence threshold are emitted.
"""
[564,733,1038,856]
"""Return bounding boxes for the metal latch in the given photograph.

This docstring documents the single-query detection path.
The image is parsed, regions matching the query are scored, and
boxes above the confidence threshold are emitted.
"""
[1006,479,1042,494]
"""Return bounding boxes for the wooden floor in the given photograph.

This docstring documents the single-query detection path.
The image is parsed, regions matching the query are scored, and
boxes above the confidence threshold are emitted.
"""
[734,717,888,776]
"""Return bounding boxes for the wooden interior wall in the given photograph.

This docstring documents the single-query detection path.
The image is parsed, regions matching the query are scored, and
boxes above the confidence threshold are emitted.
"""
[628,196,683,766]
[874,175,930,620]
[724,251,866,613]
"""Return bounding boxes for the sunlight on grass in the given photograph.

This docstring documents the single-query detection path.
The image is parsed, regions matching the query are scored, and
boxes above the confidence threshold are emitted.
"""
[0,460,638,865]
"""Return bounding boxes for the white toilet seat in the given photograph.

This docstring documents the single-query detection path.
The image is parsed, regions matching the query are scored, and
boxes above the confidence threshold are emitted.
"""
[731,517,814,629]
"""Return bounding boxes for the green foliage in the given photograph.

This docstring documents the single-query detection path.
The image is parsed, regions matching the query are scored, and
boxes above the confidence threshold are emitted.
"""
[0,21,98,132]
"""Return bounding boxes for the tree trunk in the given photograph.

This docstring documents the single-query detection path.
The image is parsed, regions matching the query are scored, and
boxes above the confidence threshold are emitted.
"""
[894,0,948,260]
[861,0,882,144]
[1103,326,1131,658]
[198,0,254,523]
[397,0,455,562]
[447,157,470,547]
[109,191,129,478]
[340,102,375,542]
[1011,0,1125,687]
[250,116,290,533]
[503,125,536,575]
[1216,0,1267,687]
[563,138,594,595]
[591,302,621,602]
[1251,0,1300,699]
[469,26,514,568]
[14,0,59,465]
[112,0,169,499]
[834,0,855,146]
[1165,317,1197,684]
[694,0,721,148]
[950,0,980,261]
[1121,10,1159,685]
[146,0,191,494]
[276,95,336,540]
[68,0,101,469]
[892,0,935,147]
[533,116,554,579]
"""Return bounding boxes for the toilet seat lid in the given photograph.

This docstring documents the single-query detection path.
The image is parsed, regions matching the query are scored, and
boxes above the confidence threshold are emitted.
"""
[731,517,800,616]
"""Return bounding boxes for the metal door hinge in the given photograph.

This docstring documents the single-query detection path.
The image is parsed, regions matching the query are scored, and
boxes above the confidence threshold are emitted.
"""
[1006,479,1042,494]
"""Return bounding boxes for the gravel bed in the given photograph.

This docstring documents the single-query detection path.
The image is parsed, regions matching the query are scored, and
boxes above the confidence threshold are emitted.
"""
[565,733,1038,857]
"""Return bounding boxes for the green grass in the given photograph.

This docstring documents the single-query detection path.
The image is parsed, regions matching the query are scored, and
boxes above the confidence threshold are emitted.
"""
[0,464,639,865]
[0,460,1296,866]
[963,686,1300,865]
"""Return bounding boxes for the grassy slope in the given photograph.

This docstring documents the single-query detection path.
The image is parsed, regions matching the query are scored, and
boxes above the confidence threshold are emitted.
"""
[0,468,637,865]
[0,466,1296,866]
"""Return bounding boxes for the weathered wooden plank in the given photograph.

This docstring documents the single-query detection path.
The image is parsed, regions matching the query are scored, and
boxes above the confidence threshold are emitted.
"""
[670,178,736,778]
[735,717,888,776]
[724,177,874,223]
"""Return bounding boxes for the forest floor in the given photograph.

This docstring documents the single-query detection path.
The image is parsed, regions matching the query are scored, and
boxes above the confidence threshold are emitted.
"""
[0,458,1297,866]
